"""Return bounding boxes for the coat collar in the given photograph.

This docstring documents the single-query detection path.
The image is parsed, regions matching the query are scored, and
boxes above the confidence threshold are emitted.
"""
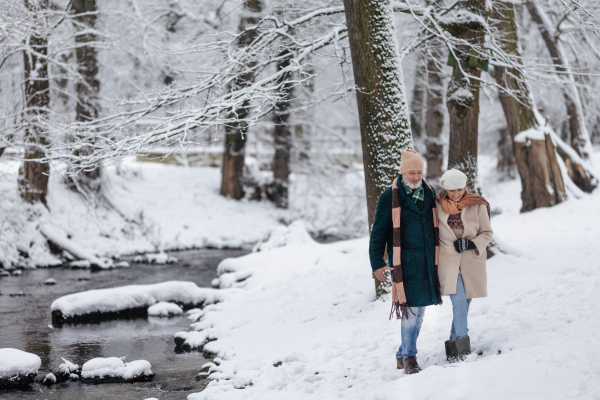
[422,179,434,213]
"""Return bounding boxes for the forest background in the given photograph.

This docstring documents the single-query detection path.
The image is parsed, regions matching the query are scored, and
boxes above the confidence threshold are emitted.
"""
[1,0,600,281]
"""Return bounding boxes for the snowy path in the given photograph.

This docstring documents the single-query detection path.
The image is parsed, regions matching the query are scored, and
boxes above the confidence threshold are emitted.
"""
[185,192,600,399]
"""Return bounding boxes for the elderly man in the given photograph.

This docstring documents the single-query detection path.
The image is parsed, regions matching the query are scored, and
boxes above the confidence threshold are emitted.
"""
[369,149,442,374]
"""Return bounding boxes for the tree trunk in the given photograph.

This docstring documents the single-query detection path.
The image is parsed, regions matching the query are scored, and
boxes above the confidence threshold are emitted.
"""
[271,50,294,209]
[71,0,102,191]
[445,0,489,192]
[526,1,596,192]
[424,44,445,185]
[220,0,262,199]
[492,1,566,211]
[343,0,412,298]
[19,0,50,205]
[409,53,426,140]
[514,132,566,212]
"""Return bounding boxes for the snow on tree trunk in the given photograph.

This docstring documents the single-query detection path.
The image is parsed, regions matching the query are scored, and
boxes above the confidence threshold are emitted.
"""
[424,43,445,185]
[343,0,412,298]
[70,0,102,192]
[491,1,566,211]
[19,0,50,205]
[271,49,294,209]
[526,1,596,193]
[444,0,489,193]
[220,0,262,200]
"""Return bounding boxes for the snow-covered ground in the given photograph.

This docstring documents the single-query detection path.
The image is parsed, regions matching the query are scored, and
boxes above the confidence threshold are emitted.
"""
[177,171,600,399]
[0,159,366,268]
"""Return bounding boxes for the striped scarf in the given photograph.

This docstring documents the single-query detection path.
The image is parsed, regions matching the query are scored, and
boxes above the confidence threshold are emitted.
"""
[390,178,443,320]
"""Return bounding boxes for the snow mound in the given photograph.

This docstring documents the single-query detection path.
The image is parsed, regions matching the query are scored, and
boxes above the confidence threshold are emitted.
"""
[43,373,56,384]
[58,357,80,376]
[174,330,210,349]
[0,348,41,379]
[145,252,178,264]
[147,301,183,317]
[81,357,153,382]
[44,278,56,285]
[51,281,223,322]
[252,221,315,252]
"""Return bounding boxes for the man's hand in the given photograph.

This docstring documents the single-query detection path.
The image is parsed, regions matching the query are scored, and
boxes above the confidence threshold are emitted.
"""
[374,266,394,281]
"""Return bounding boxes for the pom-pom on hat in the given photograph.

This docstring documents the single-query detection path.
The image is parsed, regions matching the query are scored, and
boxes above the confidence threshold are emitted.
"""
[400,149,424,173]
[440,169,468,190]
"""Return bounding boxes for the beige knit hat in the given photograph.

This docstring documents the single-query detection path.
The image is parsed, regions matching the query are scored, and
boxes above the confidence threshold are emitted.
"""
[440,169,468,190]
[400,149,424,173]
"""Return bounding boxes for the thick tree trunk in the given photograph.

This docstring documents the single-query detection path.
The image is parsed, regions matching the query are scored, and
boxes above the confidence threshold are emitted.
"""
[526,1,596,193]
[220,0,262,199]
[445,1,489,192]
[492,1,566,211]
[343,0,412,298]
[71,0,102,190]
[271,50,294,209]
[424,44,445,184]
[19,0,50,205]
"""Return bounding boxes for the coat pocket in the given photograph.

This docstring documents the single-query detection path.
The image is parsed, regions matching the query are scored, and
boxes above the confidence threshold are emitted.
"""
[401,249,423,279]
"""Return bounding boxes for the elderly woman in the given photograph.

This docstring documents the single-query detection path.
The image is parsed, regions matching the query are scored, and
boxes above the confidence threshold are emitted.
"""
[436,169,493,362]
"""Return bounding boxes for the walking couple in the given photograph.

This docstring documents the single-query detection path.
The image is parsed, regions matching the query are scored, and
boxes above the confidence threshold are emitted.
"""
[369,149,493,375]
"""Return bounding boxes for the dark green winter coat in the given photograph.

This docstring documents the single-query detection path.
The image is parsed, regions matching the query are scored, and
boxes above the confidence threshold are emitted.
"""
[369,176,439,307]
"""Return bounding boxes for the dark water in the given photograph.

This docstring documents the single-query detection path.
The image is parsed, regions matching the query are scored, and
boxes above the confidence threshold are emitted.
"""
[0,248,248,400]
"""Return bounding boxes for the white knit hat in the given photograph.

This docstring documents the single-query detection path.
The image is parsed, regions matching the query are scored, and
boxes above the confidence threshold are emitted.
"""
[440,169,468,190]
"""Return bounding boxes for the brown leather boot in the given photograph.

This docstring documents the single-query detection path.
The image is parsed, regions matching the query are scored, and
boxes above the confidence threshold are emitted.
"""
[404,356,421,374]
[396,358,404,369]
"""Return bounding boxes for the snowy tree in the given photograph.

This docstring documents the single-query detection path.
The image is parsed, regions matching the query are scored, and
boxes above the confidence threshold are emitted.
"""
[19,0,50,205]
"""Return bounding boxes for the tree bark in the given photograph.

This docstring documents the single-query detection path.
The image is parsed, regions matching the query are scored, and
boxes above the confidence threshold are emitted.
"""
[220,0,262,199]
[525,1,596,193]
[444,1,489,192]
[271,49,294,208]
[492,1,566,211]
[424,44,445,184]
[409,53,426,140]
[70,0,102,191]
[343,0,412,298]
[19,0,50,205]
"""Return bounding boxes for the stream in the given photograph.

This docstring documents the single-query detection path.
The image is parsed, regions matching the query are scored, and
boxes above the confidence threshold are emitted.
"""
[0,248,249,400]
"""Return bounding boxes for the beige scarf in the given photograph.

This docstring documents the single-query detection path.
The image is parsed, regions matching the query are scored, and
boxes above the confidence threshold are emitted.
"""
[438,193,491,219]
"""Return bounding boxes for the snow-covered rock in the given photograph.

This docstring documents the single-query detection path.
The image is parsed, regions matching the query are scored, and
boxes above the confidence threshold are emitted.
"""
[42,373,56,385]
[70,260,91,269]
[55,357,80,382]
[44,278,56,285]
[114,261,130,268]
[12,270,22,276]
[51,281,223,324]
[145,252,178,264]
[81,357,153,383]
[174,330,210,350]
[147,301,183,317]
[0,348,41,388]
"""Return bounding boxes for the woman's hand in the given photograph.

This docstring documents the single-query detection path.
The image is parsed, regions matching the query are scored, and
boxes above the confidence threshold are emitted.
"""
[454,238,477,253]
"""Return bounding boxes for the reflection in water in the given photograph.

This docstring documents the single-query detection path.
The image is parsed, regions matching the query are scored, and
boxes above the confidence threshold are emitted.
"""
[0,248,248,399]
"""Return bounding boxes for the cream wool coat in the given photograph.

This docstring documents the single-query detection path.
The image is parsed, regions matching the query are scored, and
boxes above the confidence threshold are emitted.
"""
[436,202,493,298]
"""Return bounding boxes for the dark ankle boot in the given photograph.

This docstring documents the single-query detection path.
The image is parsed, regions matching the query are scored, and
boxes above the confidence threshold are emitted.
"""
[455,336,471,360]
[445,340,458,362]
[404,356,421,374]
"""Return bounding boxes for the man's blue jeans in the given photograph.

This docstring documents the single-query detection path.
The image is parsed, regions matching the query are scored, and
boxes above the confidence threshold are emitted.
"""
[396,306,426,360]
[449,272,472,341]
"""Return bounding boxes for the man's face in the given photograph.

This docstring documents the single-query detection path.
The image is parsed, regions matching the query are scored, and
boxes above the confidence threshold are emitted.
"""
[403,170,423,189]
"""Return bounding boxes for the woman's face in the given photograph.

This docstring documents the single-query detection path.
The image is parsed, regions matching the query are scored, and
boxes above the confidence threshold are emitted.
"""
[447,187,466,202]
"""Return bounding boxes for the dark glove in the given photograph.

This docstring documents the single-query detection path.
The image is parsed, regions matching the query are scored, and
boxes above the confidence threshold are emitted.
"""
[454,238,477,253]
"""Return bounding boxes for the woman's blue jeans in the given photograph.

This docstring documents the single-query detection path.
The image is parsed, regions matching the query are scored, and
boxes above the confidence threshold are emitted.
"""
[449,272,472,341]
[396,306,426,360]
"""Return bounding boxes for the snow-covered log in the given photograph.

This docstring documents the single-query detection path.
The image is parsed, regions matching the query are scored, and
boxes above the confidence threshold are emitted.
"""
[50,281,223,324]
